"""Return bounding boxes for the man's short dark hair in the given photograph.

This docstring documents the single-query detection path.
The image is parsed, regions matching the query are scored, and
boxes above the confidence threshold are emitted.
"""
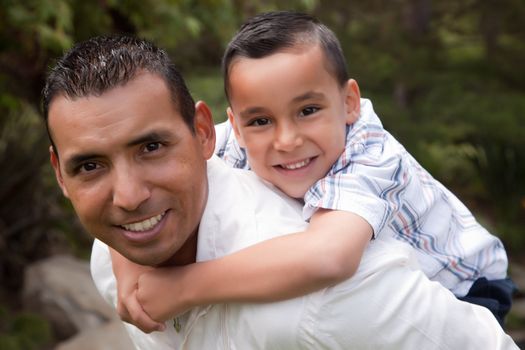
[42,35,195,153]
[222,11,349,101]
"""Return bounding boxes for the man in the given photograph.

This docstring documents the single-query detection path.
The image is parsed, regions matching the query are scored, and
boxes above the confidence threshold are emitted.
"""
[43,35,518,349]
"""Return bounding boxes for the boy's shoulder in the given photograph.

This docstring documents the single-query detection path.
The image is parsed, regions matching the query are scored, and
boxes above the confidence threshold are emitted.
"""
[353,98,385,135]
[214,121,250,169]
[341,98,388,156]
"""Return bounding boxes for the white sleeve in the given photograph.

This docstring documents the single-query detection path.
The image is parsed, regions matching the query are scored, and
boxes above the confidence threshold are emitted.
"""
[308,238,518,350]
[90,239,117,308]
[90,239,181,350]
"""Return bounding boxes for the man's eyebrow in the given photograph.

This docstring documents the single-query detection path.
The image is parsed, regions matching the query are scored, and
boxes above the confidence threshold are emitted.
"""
[63,130,175,173]
[125,130,174,147]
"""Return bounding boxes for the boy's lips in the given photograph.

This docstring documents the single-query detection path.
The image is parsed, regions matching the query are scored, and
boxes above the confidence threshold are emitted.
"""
[279,158,312,170]
[275,157,315,170]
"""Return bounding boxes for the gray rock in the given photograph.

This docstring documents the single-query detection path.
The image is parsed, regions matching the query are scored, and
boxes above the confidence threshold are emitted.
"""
[54,320,135,350]
[23,255,119,339]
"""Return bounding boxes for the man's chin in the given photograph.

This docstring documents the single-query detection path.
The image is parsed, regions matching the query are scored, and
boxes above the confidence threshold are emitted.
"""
[119,248,173,267]
[139,255,172,267]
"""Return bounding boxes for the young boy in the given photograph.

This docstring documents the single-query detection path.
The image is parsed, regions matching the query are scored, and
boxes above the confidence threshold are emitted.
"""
[112,11,514,332]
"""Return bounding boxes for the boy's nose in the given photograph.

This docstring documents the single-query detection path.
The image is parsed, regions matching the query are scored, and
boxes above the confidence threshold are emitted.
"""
[273,124,303,152]
[112,168,151,211]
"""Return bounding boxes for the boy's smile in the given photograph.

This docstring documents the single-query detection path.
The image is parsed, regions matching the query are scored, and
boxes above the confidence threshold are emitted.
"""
[227,45,361,198]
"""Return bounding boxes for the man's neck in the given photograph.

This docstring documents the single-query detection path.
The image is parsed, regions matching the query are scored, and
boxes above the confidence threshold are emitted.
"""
[159,229,198,267]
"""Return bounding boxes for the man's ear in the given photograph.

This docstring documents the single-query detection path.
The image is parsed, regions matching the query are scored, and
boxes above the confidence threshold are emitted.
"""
[344,79,361,125]
[194,101,216,159]
[49,145,69,198]
[226,107,246,148]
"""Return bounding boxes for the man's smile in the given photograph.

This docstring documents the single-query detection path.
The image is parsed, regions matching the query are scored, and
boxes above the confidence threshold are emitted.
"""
[119,210,167,232]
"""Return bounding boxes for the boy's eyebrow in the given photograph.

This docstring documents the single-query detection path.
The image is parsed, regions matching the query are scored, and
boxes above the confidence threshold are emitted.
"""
[291,91,326,103]
[238,91,327,119]
[238,107,267,119]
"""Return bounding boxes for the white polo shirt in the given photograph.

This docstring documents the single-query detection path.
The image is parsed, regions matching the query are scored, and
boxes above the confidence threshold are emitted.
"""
[91,156,517,349]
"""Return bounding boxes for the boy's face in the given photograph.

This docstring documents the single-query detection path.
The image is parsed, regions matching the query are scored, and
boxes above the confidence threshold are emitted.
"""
[227,45,360,198]
[48,73,215,266]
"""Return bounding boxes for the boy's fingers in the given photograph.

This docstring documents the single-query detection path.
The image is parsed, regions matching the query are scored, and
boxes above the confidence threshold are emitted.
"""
[117,301,132,324]
[127,290,165,333]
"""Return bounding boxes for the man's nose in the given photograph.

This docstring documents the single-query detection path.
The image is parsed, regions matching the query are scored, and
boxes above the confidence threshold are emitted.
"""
[112,168,151,211]
[273,123,303,152]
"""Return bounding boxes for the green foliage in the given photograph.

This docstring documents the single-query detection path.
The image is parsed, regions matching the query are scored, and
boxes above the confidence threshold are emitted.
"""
[0,97,77,303]
[0,305,52,350]
[4,0,73,52]
[186,68,228,123]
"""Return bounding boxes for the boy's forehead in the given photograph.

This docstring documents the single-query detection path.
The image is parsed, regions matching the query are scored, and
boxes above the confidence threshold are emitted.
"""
[229,44,338,85]
[228,45,340,94]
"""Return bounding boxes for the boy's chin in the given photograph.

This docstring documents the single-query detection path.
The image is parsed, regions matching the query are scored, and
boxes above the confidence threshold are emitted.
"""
[280,186,308,200]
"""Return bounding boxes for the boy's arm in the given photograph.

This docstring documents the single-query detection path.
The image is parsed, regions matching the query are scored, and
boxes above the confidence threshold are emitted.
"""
[109,247,165,333]
[138,209,372,322]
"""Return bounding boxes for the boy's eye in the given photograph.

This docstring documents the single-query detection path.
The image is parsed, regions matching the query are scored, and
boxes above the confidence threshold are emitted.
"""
[300,106,320,117]
[248,118,271,127]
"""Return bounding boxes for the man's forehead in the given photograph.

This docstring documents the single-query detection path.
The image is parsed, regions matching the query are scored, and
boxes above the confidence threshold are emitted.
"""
[48,74,185,161]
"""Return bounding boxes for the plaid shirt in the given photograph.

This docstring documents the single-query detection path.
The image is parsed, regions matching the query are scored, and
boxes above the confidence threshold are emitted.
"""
[214,99,508,296]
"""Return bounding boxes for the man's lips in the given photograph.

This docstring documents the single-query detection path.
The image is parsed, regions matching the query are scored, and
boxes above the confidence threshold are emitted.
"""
[120,211,166,232]
[117,210,168,244]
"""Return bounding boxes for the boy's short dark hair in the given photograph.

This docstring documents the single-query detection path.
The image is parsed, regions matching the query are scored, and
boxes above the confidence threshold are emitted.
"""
[222,11,349,101]
[42,35,196,152]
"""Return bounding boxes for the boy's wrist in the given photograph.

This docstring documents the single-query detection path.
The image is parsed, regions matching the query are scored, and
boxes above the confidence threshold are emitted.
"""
[166,264,202,314]
[180,261,223,308]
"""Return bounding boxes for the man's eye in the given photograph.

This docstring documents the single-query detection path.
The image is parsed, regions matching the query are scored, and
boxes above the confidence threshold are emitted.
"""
[144,142,161,153]
[300,106,320,117]
[79,162,98,173]
[248,118,271,127]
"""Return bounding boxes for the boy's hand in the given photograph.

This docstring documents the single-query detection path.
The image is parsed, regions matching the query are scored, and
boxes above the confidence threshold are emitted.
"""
[137,266,192,323]
[110,248,165,333]
[117,286,166,333]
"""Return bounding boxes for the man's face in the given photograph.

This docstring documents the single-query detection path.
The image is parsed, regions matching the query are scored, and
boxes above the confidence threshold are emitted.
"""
[48,73,215,266]
[227,45,360,199]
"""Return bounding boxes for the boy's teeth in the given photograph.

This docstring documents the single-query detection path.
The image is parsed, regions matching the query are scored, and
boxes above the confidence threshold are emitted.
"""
[122,213,164,232]
[282,158,311,170]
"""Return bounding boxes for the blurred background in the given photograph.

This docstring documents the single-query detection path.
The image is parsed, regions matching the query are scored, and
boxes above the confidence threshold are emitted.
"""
[0,0,524,348]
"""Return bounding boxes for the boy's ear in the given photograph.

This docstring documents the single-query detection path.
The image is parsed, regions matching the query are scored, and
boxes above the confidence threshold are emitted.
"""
[194,101,216,159]
[50,146,69,198]
[226,107,246,148]
[344,79,361,125]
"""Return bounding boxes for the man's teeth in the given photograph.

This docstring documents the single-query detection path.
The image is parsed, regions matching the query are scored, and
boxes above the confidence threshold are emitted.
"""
[122,213,164,232]
[282,158,311,170]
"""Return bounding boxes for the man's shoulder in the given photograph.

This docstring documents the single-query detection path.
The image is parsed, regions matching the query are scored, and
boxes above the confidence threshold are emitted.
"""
[200,156,306,260]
